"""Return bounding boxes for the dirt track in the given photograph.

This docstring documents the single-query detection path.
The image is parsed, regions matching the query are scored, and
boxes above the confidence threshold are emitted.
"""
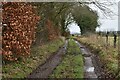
[75,40,98,79]
[75,40,116,80]
[27,40,68,78]
[26,39,113,79]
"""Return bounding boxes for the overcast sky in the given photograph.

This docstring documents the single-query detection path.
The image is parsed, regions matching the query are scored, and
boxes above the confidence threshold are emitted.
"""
[68,0,119,34]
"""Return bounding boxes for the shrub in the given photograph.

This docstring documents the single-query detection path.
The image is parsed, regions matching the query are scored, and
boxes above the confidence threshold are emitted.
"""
[2,2,40,61]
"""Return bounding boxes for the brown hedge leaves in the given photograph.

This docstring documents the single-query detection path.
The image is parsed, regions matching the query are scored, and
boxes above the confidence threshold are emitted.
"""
[2,2,40,61]
[46,19,60,40]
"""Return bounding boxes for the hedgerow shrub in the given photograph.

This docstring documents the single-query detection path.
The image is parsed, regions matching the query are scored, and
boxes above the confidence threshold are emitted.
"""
[2,2,40,61]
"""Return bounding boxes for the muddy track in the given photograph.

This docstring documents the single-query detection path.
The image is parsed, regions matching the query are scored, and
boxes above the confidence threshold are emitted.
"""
[75,40,110,80]
[75,40,98,79]
[26,40,68,78]
[25,39,113,79]
[75,40,116,80]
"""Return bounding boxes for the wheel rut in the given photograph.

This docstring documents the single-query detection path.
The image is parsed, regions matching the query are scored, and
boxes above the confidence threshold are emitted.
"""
[75,40,99,79]
[26,40,68,78]
[26,39,103,79]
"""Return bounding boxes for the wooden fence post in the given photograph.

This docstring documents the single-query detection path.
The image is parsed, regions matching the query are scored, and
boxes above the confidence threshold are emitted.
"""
[113,32,117,48]
[106,32,109,47]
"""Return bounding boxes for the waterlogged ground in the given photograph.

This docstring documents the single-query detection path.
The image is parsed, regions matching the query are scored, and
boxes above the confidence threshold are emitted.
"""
[75,40,98,78]
[2,35,119,79]
[27,40,68,78]
[75,35,119,78]
[49,39,84,78]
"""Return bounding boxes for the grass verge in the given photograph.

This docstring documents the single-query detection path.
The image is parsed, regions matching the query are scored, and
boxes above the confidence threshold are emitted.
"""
[75,35,118,78]
[2,38,64,78]
[49,39,84,78]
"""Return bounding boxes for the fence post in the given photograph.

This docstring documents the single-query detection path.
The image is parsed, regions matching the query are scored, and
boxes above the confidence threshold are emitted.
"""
[113,32,117,48]
[106,31,109,47]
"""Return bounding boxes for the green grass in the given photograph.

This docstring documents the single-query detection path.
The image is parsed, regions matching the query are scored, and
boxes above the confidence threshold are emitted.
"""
[2,38,64,78]
[49,39,84,78]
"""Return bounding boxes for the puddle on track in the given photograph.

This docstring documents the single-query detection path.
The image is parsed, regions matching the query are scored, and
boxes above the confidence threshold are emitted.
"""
[86,67,94,72]
[75,40,98,79]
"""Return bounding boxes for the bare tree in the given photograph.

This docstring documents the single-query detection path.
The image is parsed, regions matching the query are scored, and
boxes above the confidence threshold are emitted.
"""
[79,0,117,18]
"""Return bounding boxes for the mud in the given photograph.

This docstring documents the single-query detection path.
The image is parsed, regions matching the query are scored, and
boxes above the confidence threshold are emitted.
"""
[26,40,68,78]
[75,40,98,79]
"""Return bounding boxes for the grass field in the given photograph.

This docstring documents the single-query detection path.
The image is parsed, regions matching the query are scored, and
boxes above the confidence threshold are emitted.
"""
[49,39,84,78]
[2,38,64,78]
[75,34,119,78]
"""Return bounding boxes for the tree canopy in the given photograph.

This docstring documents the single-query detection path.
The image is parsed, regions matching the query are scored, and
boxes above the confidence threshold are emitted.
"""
[72,4,98,34]
[31,2,98,35]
